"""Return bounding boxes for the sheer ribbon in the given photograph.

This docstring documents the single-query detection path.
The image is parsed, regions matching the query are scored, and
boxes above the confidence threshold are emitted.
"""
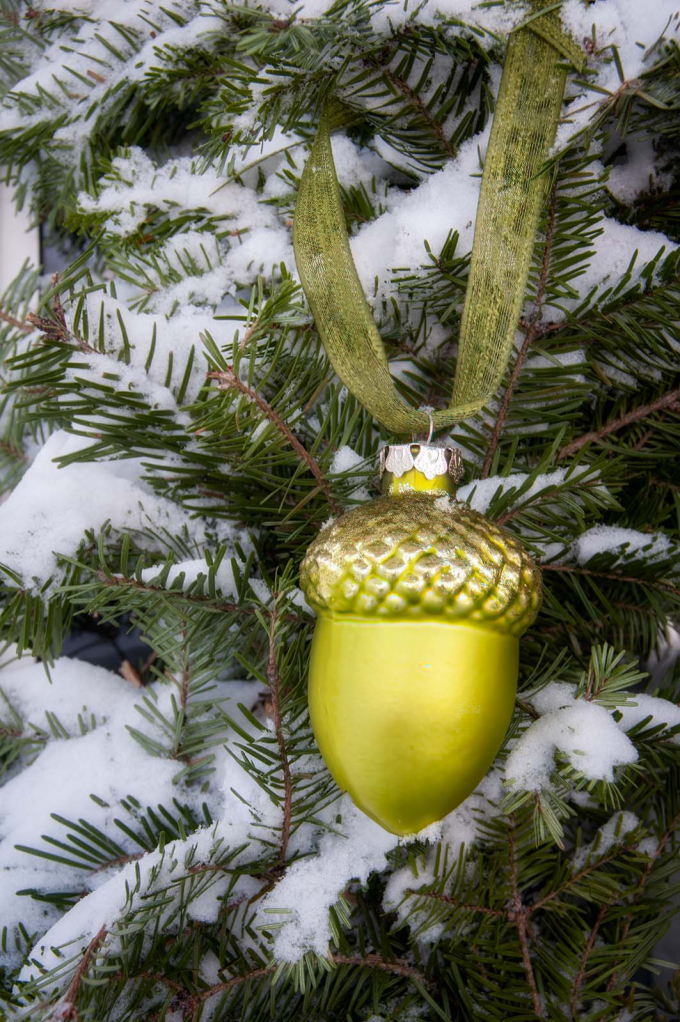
[293,1,583,434]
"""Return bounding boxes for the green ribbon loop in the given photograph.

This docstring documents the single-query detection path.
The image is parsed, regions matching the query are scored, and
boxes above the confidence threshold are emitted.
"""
[293,3,583,436]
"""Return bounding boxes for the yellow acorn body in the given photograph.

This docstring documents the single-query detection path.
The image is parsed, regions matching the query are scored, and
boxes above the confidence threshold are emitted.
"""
[300,444,541,836]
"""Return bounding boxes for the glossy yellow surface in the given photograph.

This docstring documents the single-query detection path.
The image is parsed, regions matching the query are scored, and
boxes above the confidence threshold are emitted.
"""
[383,467,455,496]
[308,615,518,835]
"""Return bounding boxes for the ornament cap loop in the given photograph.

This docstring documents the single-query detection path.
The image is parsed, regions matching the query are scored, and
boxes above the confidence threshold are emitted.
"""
[379,443,463,495]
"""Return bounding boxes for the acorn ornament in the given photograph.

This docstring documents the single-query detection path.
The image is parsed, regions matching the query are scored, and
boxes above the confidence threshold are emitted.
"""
[300,443,542,835]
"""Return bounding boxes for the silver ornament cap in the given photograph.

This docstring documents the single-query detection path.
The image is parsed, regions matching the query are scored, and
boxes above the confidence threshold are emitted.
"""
[379,442,463,495]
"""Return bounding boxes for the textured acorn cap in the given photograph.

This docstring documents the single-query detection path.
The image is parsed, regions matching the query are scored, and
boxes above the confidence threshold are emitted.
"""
[300,492,542,636]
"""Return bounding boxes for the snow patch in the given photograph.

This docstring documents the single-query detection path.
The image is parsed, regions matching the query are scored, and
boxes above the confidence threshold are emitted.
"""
[574,525,672,565]
[505,685,638,791]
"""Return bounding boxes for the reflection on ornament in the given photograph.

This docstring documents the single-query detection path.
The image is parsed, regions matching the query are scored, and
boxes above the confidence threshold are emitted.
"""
[300,443,542,835]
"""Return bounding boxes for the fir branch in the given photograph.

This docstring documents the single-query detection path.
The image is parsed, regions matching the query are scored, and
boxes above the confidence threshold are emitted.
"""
[196,966,272,1004]
[92,852,144,873]
[571,904,608,1019]
[207,366,342,516]
[527,845,631,916]
[507,822,544,1018]
[267,606,292,875]
[95,572,303,623]
[379,64,457,162]
[190,952,432,1005]
[541,563,680,596]
[0,307,32,333]
[481,186,559,479]
[0,438,27,462]
[329,952,434,989]
[558,388,680,460]
[52,926,108,1022]
[404,888,505,916]
[606,809,680,992]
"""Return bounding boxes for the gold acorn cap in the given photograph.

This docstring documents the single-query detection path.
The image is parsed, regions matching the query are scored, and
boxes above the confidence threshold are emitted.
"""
[300,443,542,637]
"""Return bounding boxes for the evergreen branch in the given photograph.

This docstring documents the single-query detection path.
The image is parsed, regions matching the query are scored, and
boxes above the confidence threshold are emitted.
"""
[541,563,680,596]
[481,186,559,479]
[606,809,680,992]
[528,845,631,916]
[207,367,342,516]
[378,64,457,162]
[95,572,303,623]
[172,636,190,762]
[196,966,272,1004]
[267,606,292,875]
[508,822,544,1018]
[558,388,680,460]
[0,307,32,333]
[571,904,608,1020]
[0,439,26,462]
[329,952,434,989]
[92,852,144,873]
[404,888,504,916]
[192,952,432,1005]
[52,926,108,1022]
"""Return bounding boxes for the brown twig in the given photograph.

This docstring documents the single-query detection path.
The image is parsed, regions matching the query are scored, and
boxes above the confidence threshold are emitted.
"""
[650,476,680,495]
[170,636,191,761]
[571,905,608,1020]
[540,562,680,597]
[266,607,293,874]
[0,308,32,333]
[92,852,144,873]
[54,926,108,1021]
[95,571,305,623]
[606,810,680,992]
[558,388,680,460]
[381,66,457,161]
[194,966,273,1003]
[405,888,504,916]
[481,187,559,479]
[494,477,603,527]
[208,366,341,516]
[330,952,434,989]
[528,846,630,916]
[193,950,432,1005]
[26,273,98,354]
[508,823,544,1018]
[0,439,27,462]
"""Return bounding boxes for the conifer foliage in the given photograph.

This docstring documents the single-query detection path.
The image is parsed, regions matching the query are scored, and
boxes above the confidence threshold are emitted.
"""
[1,1,680,1019]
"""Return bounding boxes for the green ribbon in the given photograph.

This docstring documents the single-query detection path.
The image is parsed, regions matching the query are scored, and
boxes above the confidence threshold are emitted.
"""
[293,2,583,435]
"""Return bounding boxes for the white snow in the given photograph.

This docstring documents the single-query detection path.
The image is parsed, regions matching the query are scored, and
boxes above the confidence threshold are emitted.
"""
[77,148,281,237]
[508,678,680,796]
[0,652,135,737]
[615,693,680,743]
[138,556,244,597]
[571,811,640,871]
[258,795,395,961]
[331,445,366,476]
[556,1,680,151]
[573,525,672,566]
[0,430,239,591]
[458,469,569,516]
[607,138,673,204]
[568,217,676,299]
[350,125,490,301]
[505,683,638,791]
[266,0,528,35]
[4,664,266,976]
